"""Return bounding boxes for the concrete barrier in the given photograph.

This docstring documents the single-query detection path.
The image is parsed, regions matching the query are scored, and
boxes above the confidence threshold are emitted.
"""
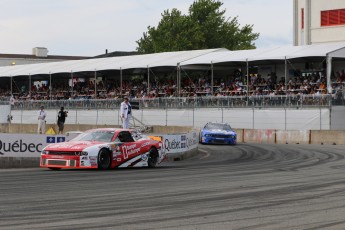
[152,125,193,134]
[6,124,193,135]
[240,129,344,145]
[8,124,120,134]
[310,130,345,145]
[243,129,276,144]
[276,130,310,145]
[165,147,200,161]
[234,129,244,143]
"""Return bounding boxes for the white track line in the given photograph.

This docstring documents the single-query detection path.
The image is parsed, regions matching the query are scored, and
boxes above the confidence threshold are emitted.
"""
[198,148,210,160]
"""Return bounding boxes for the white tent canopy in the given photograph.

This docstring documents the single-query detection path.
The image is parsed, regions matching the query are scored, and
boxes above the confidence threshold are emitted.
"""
[1,43,345,77]
[0,48,225,77]
[1,43,345,94]
[180,42,345,65]
[180,47,279,65]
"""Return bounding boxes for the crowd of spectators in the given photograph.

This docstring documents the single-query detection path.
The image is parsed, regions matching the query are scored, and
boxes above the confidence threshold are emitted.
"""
[1,69,345,102]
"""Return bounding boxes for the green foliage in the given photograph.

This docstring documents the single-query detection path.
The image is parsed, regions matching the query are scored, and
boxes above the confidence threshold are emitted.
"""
[136,0,259,53]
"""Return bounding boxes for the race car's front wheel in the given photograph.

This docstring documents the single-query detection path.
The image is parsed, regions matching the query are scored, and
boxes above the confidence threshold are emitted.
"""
[148,147,158,168]
[98,149,111,170]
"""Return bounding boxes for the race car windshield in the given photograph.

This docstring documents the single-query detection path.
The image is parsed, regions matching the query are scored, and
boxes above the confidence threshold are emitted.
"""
[71,131,114,142]
[205,123,232,131]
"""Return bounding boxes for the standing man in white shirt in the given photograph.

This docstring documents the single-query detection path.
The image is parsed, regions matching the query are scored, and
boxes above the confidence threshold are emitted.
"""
[120,96,132,129]
[37,105,47,134]
[9,95,15,106]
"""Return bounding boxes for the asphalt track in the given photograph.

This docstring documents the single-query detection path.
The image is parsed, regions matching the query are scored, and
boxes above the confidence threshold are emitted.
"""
[1,143,345,230]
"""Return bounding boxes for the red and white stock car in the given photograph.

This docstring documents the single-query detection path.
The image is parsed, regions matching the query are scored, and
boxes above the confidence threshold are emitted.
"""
[40,128,166,170]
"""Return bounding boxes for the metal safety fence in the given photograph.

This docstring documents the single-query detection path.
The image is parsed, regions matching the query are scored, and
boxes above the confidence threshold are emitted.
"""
[3,94,340,111]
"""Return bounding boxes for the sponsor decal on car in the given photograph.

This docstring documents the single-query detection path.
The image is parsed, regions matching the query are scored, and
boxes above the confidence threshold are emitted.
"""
[122,144,141,159]
[140,141,156,148]
[112,144,122,156]
[148,136,162,141]
[89,157,97,166]
[141,153,148,161]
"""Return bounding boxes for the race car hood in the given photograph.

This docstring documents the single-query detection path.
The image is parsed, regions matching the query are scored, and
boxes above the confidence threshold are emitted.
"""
[202,129,236,135]
[44,141,105,152]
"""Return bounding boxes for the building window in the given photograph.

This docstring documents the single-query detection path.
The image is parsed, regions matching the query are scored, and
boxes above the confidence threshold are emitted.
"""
[301,8,304,29]
[321,9,345,26]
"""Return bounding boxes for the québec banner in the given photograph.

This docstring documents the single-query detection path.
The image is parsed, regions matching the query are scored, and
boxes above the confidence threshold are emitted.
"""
[0,131,199,157]
[0,134,71,157]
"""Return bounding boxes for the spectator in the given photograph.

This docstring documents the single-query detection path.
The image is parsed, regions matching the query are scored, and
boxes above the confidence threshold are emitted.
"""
[120,96,132,129]
[57,106,68,134]
[9,95,15,106]
[37,106,47,134]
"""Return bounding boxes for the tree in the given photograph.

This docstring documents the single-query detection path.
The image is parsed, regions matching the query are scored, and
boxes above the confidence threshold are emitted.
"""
[136,0,259,53]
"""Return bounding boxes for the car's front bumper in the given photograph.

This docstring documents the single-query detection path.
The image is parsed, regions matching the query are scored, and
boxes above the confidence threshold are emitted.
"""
[201,136,236,145]
[40,155,98,169]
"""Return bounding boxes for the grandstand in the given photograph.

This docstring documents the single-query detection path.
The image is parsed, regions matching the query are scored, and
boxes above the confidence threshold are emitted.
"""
[0,43,345,106]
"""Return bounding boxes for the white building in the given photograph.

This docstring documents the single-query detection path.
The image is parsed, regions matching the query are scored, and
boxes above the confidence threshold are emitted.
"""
[293,0,345,46]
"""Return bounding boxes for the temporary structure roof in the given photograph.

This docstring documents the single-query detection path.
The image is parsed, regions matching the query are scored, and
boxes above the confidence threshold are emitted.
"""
[249,42,345,61]
[0,48,225,77]
[67,49,225,72]
[180,42,345,66]
[180,47,279,66]
[1,42,345,77]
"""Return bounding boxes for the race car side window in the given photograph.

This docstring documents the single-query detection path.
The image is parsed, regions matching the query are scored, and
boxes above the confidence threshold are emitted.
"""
[117,131,135,143]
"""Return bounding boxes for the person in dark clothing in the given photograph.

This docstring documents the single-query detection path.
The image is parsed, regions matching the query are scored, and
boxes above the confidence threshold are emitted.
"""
[57,107,68,134]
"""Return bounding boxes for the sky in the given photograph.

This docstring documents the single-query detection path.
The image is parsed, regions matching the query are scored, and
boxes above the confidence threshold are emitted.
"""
[0,0,293,57]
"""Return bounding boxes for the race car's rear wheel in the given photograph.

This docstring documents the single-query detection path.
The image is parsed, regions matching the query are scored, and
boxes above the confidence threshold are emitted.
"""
[98,149,111,170]
[148,147,158,168]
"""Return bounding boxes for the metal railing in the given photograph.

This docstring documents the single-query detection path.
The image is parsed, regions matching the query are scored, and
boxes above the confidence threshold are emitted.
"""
[4,94,342,130]
[3,94,338,110]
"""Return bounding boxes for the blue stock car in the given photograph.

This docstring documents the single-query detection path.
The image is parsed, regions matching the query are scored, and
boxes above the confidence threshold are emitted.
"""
[199,122,237,145]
